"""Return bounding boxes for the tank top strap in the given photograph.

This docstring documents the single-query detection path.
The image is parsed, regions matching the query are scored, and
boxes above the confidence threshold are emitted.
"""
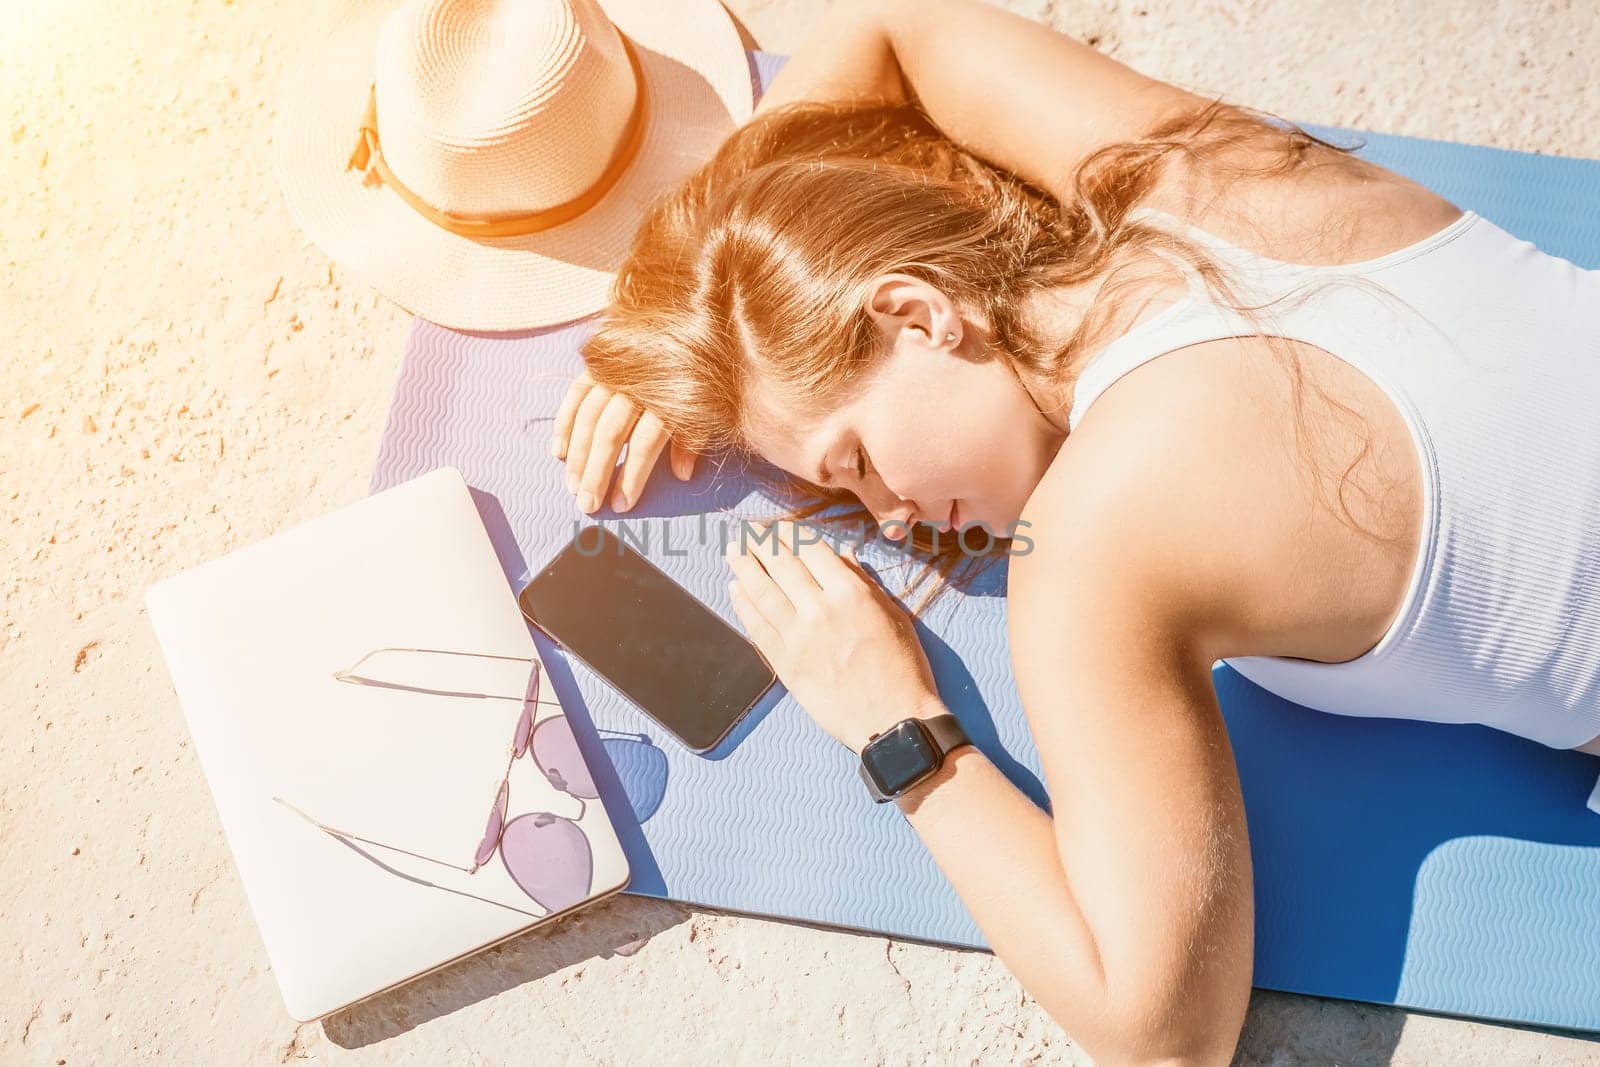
[1065,206,1323,433]
[1065,294,1259,433]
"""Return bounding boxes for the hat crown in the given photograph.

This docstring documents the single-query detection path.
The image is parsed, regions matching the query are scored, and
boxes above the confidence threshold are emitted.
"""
[372,0,640,218]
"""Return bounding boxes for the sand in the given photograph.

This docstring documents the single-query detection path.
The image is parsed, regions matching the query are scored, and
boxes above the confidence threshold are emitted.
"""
[4,0,1599,1062]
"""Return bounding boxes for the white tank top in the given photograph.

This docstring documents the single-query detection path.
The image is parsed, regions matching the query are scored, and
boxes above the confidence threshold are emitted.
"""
[1065,205,1600,812]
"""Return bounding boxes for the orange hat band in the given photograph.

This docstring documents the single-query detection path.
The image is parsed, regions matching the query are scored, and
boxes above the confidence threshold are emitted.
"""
[345,33,649,240]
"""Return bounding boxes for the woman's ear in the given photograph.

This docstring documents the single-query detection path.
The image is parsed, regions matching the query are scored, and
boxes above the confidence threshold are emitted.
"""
[866,273,963,351]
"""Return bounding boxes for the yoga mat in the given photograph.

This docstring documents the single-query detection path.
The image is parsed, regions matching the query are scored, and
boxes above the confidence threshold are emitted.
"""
[369,51,1600,1032]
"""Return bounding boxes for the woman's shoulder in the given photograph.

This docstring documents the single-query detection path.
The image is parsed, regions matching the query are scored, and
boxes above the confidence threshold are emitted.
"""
[1012,333,1419,665]
[1140,155,1464,269]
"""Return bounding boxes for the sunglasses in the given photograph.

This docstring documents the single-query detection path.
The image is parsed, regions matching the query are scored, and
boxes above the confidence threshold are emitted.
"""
[469,657,598,910]
[276,647,603,915]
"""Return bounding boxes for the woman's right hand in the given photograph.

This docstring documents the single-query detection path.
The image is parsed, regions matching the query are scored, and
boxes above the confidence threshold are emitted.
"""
[550,370,698,515]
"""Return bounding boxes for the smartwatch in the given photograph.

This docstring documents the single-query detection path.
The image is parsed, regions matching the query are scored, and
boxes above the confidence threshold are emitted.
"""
[857,713,971,804]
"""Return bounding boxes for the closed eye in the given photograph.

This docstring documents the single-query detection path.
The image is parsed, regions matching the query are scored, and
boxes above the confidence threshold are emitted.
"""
[853,445,869,480]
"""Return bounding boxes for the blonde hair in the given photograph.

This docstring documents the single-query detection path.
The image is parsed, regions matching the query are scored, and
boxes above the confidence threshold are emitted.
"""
[582,94,1378,614]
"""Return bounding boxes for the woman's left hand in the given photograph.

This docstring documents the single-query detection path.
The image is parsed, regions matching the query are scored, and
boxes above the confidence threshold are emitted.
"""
[723,520,944,755]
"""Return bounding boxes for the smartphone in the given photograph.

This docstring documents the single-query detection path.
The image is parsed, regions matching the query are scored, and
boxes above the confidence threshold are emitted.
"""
[518,525,778,753]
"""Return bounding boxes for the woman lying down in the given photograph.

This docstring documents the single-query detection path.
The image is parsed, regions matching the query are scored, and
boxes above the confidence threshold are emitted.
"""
[551,1,1600,1061]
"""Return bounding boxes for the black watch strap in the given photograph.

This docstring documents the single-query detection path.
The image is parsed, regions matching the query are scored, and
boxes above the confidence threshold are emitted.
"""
[921,713,970,758]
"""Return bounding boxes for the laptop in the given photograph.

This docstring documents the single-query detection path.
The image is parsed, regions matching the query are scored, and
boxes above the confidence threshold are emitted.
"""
[145,466,630,1021]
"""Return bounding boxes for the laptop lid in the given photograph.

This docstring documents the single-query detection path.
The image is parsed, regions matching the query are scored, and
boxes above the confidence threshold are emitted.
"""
[145,466,630,1020]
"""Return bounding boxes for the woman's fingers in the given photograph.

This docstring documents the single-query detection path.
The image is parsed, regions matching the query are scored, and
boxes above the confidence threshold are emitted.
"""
[724,531,797,630]
[564,383,613,493]
[550,370,595,461]
[727,579,784,663]
[552,371,694,512]
[792,529,877,601]
[669,440,698,481]
[745,521,826,605]
[576,392,643,512]
[610,410,671,512]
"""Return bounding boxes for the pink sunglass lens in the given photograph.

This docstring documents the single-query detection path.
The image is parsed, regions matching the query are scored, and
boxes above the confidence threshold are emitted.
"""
[513,662,540,758]
[532,715,599,799]
[474,780,509,869]
[499,812,594,913]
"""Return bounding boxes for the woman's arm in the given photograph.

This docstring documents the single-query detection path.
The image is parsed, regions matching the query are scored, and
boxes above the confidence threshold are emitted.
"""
[900,566,1253,1064]
[755,0,1210,200]
[752,0,908,115]
[723,509,1254,1063]
[892,429,1258,1063]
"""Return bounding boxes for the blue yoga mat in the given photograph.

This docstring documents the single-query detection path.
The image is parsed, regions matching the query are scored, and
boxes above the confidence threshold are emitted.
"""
[369,51,1600,1032]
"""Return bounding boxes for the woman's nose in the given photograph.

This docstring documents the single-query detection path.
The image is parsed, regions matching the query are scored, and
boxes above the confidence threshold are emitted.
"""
[862,484,917,539]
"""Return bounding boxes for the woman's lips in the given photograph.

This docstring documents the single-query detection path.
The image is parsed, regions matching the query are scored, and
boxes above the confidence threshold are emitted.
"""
[923,500,961,533]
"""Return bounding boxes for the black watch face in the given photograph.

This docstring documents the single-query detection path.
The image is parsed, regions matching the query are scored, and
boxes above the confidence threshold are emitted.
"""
[862,720,938,796]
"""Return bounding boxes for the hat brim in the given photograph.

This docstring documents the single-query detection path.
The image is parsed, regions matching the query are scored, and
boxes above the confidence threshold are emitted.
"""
[273,0,753,331]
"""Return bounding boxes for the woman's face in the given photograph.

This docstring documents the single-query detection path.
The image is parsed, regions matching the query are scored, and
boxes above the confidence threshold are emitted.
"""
[742,275,1069,542]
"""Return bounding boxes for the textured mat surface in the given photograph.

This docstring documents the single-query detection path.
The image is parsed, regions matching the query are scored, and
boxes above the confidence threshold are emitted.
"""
[370,51,1600,1032]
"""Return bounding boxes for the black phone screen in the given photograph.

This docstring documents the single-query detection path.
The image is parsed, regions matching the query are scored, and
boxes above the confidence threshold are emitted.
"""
[518,525,777,752]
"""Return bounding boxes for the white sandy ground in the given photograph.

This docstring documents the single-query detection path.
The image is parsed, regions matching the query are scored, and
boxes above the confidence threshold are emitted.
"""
[4,0,1599,1062]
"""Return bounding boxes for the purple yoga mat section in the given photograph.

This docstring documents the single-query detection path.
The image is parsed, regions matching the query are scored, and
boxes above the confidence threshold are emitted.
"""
[369,51,1600,1033]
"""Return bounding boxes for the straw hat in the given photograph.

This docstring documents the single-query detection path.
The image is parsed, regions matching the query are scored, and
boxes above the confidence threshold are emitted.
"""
[274,0,753,331]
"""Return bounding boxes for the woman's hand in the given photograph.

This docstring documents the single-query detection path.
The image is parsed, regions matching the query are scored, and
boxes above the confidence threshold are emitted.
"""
[723,519,943,754]
[550,370,698,514]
